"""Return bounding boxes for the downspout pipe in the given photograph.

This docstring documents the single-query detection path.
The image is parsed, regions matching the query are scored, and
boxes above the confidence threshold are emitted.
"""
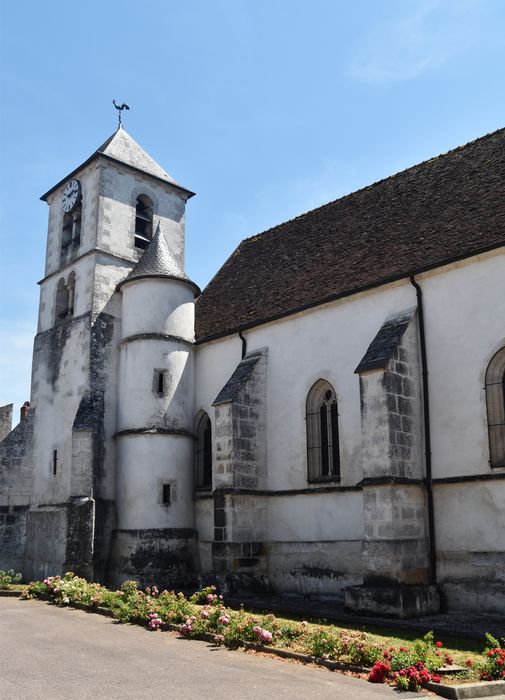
[410,275,437,586]
[238,331,247,359]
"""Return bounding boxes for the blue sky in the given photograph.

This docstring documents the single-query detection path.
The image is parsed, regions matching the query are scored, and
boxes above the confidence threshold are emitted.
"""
[1,0,504,418]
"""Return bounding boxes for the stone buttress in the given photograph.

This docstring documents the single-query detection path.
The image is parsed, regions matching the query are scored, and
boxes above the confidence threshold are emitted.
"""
[345,309,440,617]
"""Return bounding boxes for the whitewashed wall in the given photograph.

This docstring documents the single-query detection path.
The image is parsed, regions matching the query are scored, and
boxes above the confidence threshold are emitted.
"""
[194,248,505,606]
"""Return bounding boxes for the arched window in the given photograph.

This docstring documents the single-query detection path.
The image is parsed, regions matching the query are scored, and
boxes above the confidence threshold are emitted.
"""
[55,273,76,322]
[485,347,505,468]
[196,412,212,489]
[134,195,153,250]
[306,379,340,482]
[55,278,69,320]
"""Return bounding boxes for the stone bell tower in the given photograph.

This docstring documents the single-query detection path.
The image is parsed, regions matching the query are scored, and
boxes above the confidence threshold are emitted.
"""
[12,126,196,583]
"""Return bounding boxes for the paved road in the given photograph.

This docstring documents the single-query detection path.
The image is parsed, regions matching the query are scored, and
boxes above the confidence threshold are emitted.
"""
[0,597,420,699]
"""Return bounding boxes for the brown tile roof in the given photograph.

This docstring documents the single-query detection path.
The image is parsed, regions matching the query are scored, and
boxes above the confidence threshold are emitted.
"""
[195,128,505,343]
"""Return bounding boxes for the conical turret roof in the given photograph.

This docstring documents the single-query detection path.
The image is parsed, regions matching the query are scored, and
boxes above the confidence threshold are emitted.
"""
[118,224,200,295]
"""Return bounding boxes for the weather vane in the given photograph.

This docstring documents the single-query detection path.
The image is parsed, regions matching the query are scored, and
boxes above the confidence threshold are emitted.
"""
[113,100,130,128]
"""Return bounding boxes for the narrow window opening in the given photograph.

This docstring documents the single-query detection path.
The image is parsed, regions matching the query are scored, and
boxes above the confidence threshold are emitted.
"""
[196,413,213,489]
[53,449,58,476]
[55,278,70,320]
[485,347,505,468]
[61,204,82,256]
[320,404,329,476]
[62,213,73,249]
[67,272,76,316]
[55,273,76,322]
[306,380,341,482]
[162,483,171,504]
[157,372,165,394]
[135,195,153,250]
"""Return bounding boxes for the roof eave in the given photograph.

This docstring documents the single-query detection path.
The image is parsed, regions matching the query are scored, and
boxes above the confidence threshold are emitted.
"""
[195,240,505,345]
[118,273,201,297]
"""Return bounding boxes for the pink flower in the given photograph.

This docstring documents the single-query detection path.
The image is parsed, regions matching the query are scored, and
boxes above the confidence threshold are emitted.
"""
[253,626,262,637]
[201,610,209,619]
[219,615,230,626]
[260,629,273,644]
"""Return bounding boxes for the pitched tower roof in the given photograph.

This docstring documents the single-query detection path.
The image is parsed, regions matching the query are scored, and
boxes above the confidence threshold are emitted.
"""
[96,128,180,186]
[41,127,194,201]
[118,224,200,295]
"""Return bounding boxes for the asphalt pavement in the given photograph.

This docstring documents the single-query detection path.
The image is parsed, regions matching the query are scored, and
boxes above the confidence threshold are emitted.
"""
[0,597,421,699]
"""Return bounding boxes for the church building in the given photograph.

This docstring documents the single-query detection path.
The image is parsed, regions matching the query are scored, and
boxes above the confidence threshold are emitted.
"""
[1,126,504,618]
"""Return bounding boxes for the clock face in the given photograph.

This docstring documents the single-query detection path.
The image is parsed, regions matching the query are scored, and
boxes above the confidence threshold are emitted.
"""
[62,179,81,213]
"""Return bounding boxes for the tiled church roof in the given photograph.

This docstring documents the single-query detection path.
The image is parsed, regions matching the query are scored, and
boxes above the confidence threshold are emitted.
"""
[195,127,505,343]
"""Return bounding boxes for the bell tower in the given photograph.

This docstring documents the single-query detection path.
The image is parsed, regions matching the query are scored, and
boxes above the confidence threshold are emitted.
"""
[24,127,196,584]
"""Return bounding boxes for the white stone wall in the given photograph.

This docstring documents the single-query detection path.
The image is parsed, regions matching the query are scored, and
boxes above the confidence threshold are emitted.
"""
[421,249,505,478]
[118,342,194,431]
[97,160,188,268]
[121,279,195,340]
[196,278,415,494]
[43,163,101,278]
[194,248,505,605]
[115,434,194,530]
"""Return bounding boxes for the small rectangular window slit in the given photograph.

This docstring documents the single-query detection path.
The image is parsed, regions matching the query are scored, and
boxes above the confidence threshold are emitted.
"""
[162,484,171,504]
[157,372,165,394]
[53,450,58,476]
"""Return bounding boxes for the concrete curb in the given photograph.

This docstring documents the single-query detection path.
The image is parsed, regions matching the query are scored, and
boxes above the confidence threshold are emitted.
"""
[18,596,505,699]
[426,680,505,699]
[0,590,24,597]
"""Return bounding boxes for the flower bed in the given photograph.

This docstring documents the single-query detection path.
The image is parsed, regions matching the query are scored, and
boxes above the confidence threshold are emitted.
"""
[21,573,505,694]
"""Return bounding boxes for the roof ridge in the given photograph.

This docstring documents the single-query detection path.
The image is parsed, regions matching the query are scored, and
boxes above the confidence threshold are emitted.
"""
[240,126,505,247]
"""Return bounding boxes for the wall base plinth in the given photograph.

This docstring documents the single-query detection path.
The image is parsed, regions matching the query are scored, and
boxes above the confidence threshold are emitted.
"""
[344,584,440,618]
[108,528,198,589]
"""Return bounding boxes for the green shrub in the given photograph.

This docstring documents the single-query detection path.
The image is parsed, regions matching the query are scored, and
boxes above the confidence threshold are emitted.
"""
[0,569,22,590]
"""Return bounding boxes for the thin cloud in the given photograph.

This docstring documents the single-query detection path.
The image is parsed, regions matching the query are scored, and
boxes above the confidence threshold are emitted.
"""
[348,0,480,86]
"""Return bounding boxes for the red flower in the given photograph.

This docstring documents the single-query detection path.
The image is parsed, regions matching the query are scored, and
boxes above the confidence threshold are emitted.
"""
[431,674,441,683]
[466,659,473,667]
[497,659,504,666]
[435,641,443,648]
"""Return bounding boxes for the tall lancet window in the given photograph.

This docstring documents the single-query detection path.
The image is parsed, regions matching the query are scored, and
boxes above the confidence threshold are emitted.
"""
[134,194,153,250]
[306,379,341,482]
[196,412,213,489]
[485,346,505,468]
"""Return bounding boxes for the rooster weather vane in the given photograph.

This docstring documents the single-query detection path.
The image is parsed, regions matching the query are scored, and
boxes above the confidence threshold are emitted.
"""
[113,100,130,128]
